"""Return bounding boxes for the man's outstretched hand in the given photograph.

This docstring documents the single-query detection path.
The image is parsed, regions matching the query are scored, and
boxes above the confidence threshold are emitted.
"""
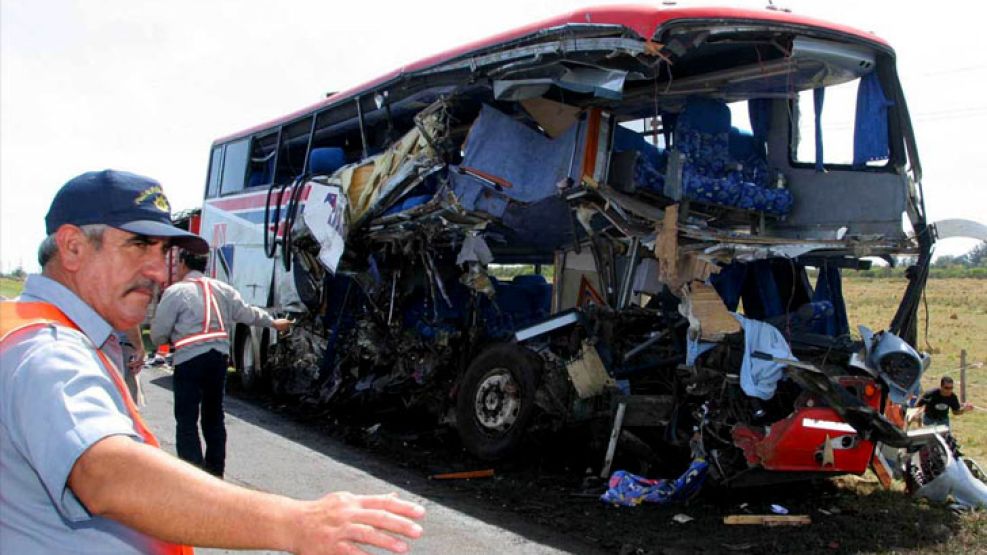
[291,492,425,555]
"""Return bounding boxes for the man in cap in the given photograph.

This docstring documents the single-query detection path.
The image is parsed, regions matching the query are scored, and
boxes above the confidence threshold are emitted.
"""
[150,248,291,478]
[1,170,424,554]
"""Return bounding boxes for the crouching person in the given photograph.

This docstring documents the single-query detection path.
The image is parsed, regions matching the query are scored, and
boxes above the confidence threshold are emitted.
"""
[1,170,424,554]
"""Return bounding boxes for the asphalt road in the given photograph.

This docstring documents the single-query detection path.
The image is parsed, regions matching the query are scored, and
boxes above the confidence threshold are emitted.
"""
[139,365,600,555]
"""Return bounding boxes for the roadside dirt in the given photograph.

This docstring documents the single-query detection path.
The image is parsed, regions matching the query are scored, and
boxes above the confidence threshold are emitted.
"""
[236,387,982,554]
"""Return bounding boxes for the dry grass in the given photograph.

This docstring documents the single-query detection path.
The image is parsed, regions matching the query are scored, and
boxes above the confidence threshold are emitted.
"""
[843,277,987,463]
[0,276,24,299]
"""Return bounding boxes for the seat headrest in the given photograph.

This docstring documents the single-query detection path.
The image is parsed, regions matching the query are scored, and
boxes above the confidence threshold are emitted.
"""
[678,98,731,134]
[512,274,548,286]
[309,147,346,176]
[728,127,759,161]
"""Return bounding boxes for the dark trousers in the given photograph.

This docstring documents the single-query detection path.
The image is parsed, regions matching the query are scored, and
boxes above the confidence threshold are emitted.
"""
[173,350,228,477]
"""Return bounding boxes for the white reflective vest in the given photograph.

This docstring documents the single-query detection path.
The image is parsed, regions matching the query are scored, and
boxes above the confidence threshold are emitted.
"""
[172,278,228,350]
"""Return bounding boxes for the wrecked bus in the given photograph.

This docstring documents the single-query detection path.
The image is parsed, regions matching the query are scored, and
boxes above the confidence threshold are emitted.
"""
[197,5,956,486]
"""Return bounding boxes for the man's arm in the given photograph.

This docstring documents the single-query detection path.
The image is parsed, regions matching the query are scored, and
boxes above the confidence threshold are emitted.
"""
[950,395,974,415]
[68,436,425,554]
[217,281,287,330]
[149,289,180,347]
[123,326,146,373]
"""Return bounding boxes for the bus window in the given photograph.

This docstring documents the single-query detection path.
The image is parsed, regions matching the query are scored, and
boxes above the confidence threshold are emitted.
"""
[219,138,249,195]
[274,118,313,184]
[246,133,277,188]
[205,145,223,199]
[791,79,859,167]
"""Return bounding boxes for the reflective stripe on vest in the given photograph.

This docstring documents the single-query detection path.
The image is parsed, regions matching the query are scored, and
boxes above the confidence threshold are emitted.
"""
[173,278,227,350]
[0,301,194,555]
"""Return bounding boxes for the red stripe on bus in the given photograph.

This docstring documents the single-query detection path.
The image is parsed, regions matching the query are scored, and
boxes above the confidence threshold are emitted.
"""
[208,185,312,211]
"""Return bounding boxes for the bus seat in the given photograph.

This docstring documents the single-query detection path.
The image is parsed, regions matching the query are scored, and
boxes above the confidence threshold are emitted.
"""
[675,98,792,215]
[612,125,667,194]
[309,147,346,176]
[247,157,274,188]
[729,127,770,189]
[512,274,552,318]
[382,194,433,215]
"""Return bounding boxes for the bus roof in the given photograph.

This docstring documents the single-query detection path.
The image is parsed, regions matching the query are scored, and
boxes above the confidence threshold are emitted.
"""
[213,4,888,146]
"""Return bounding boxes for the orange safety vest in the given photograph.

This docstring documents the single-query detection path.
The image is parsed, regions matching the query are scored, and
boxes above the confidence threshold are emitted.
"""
[0,301,194,555]
[172,278,227,350]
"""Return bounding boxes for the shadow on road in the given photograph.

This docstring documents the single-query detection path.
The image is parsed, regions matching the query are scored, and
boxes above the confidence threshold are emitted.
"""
[150,373,603,554]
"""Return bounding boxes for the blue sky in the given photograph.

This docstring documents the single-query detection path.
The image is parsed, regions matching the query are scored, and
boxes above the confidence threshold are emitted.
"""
[2,0,984,272]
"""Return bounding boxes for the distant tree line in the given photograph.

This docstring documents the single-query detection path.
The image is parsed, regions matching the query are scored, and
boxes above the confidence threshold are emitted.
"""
[933,241,987,269]
[854,241,987,279]
[1,267,26,280]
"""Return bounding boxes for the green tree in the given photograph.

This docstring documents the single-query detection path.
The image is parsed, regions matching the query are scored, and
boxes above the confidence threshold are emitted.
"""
[962,241,987,267]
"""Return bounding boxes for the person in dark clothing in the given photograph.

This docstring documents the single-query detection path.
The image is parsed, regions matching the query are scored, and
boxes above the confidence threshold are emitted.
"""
[916,376,974,427]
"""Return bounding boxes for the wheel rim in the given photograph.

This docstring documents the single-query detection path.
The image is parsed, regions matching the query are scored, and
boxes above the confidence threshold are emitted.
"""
[473,367,521,434]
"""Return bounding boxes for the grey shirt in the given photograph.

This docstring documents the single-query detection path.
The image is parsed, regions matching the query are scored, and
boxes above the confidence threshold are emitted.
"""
[0,274,164,554]
[150,271,275,366]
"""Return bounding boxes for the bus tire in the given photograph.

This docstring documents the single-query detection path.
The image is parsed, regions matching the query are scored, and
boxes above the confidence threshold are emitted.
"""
[235,326,264,391]
[455,343,540,461]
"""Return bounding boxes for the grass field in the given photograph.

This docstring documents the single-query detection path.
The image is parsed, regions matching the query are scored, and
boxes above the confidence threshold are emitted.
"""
[0,276,24,299]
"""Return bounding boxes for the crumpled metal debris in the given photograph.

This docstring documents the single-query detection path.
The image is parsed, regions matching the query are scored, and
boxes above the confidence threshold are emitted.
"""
[907,434,987,509]
[456,233,493,265]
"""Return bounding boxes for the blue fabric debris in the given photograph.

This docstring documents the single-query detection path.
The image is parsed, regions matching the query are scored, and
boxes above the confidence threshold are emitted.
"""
[853,72,893,167]
[498,196,575,251]
[601,459,709,507]
[735,313,795,400]
[460,104,579,203]
[811,263,850,336]
[710,262,747,312]
[449,170,510,218]
[686,335,717,366]
[744,260,785,319]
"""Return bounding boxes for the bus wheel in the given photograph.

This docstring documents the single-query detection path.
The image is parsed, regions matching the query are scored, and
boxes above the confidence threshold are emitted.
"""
[455,344,540,461]
[235,327,263,391]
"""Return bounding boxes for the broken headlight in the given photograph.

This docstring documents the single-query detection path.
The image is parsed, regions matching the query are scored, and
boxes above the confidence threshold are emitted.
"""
[859,326,923,403]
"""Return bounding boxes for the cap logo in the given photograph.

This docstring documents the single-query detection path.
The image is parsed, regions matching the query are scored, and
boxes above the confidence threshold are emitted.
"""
[134,185,171,213]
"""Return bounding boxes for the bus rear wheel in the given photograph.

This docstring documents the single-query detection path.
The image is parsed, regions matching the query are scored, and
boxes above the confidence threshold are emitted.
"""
[235,327,265,391]
[455,344,540,461]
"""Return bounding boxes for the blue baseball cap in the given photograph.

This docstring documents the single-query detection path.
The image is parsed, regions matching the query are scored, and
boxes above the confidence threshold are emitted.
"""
[45,169,208,254]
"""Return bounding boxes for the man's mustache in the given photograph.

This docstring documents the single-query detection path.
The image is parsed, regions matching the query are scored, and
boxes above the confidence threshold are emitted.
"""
[125,279,159,296]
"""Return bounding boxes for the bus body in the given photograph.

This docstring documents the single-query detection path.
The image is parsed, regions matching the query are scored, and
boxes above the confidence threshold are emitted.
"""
[197,5,958,486]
